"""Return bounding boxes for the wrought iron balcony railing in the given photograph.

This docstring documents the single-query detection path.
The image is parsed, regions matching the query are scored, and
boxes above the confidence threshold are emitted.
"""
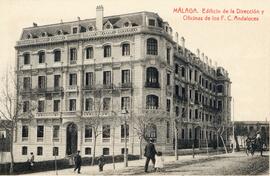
[144,82,160,88]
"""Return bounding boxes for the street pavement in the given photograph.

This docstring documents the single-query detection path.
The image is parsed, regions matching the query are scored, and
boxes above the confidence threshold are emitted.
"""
[24,151,269,175]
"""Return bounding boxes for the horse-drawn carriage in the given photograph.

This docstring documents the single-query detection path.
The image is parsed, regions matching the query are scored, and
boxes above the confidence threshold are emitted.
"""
[245,138,265,156]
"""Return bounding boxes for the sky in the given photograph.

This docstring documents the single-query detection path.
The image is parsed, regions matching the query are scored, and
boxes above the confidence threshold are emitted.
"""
[0,0,269,121]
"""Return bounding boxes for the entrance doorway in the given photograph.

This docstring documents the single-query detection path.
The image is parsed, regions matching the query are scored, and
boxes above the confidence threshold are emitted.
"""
[66,123,78,155]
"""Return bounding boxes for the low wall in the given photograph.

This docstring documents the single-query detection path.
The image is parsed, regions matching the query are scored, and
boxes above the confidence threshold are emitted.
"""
[0,154,139,175]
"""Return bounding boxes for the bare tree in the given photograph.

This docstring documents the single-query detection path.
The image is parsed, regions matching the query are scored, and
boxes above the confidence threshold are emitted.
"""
[0,68,36,173]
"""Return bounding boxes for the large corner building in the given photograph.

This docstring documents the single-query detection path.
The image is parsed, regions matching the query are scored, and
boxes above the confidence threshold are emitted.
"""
[14,6,231,161]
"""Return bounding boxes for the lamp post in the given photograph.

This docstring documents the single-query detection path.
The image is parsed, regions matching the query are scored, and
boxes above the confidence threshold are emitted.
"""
[232,98,235,153]
[121,108,128,167]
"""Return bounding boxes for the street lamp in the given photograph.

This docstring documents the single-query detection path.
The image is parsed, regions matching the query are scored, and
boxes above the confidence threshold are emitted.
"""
[121,108,128,167]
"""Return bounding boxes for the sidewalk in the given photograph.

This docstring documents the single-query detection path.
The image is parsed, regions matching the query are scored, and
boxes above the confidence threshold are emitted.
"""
[24,152,232,175]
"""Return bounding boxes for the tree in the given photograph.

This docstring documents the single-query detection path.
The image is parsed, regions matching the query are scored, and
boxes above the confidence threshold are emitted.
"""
[234,123,248,151]
[0,68,36,173]
[83,88,112,166]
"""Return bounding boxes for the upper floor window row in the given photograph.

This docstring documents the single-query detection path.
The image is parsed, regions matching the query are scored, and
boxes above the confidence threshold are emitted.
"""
[23,50,61,65]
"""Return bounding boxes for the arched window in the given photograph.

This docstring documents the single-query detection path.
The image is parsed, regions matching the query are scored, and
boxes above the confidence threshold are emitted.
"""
[54,50,61,62]
[146,67,159,88]
[145,124,157,141]
[103,45,111,57]
[146,95,159,109]
[38,51,45,64]
[147,38,158,55]
[122,43,130,56]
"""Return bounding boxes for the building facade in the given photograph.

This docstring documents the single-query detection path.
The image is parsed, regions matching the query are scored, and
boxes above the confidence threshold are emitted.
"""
[14,6,231,162]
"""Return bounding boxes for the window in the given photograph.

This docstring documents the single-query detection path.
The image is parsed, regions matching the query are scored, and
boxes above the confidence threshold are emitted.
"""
[69,99,76,111]
[85,125,92,138]
[121,70,130,84]
[57,30,62,35]
[103,148,109,155]
[189,70,192,81]
[38,100,45,112]
[37,126,44,138]
[38,76,46,89]
[182,108,186,118]
[121,97,130,110]
[86,47,94,59]
[88,26,94,31]
[85,72,94,86]
[189,109,192,120]
[145,124,157,140]
[121,148,128,154]
[103,98,110,111]
[175,85,179,96]
[53,125,60,139]
[195,109,198,119]
[189,129,192,139]
[122,44,130,56]
[166,48,171,64]
[146,95,159,109]
[102,125,110,138]
[148,19,156,26]
[23,53,30,65]
[23,101,29,112]
[85,148,91,155]
[53,100,60,112]
[103,71,111,85]
[181,129,185,139]
[72,27,78,34]
[175,64,179,74]
[22,146,27,155]
[53,147,59,156]
[195,70,198,82]
[175,106,179,117]
[217,85,224,93]
[147,38,158,55]
[38,51,45,64]
[121,124,129,138]
[103,45,111,57]
[37,147,43,155]
[70,48,77,62]
[22,126,29,138]
[146,67,159,87]
[166,122,170,139]
[181,87,186,98]
[181,67,186,77]
[23,77,31,90]
[69,74,77,86]
[167,73,170,86]
[218,100,222,111]
[166,99,171,112]
[123,22,130,27]
[54,75,61,88]
[85,98,93,111]
[54,50,61,62]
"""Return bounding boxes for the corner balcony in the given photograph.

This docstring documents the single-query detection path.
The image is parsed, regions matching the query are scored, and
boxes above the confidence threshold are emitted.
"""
[144,82,160,88]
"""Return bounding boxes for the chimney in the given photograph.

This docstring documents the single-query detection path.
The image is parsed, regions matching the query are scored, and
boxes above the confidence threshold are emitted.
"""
[196,49,200,58]
[33,23,38,27]
[181,37,185,54]
[96,5,104,31]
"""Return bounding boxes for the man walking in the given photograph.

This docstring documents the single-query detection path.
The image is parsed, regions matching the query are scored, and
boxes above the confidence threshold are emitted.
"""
[144,138,157,173]
[74,150,82,174]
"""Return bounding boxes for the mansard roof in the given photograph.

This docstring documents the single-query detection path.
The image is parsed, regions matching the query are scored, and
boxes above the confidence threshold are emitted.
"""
[20,11,160,40]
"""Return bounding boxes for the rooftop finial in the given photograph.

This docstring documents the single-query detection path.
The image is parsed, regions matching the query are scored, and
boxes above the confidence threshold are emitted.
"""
[33,22,38,27]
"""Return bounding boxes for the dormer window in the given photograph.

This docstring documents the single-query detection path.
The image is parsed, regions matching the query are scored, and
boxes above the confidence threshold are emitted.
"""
[123,22,131,28]
[26,34,32,39]
[41,32,47,37]
[106,24,111,29]
[104,21,113,30]
[148,19,156,26]
[88,25,95,31]
[57,30,63,35]
[72,27,78,34]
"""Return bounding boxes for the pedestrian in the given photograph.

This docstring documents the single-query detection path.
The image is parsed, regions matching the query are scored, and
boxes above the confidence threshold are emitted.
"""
[74,150,82,174]
[28,152,34,171]
[155,151,164,172]
[144,138,157,173]
[98,155,105,172]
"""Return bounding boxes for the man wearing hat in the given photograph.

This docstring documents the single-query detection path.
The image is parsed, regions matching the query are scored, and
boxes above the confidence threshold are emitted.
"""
[74,150,82,174]
[144,138,157,172]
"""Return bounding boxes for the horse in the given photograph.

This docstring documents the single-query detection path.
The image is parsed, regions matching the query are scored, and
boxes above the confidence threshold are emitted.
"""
[246,138,263,156]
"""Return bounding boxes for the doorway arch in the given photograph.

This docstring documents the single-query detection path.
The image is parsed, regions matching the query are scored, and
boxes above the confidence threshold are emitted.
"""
[66,123,78,155]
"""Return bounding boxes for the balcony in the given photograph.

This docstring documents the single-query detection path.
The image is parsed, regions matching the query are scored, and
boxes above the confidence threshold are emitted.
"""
[36,112,60,118]
[66,85,78,92]
[63,111,80,117]
[83,85,95,91]
[121,138,129,143]
[144,82,160,88]
[103,84,114,89]
[142,109,170,118]
[70,60,77,65]
[102,138,110,143]
[119,83,132,89]
[83,111,115,118]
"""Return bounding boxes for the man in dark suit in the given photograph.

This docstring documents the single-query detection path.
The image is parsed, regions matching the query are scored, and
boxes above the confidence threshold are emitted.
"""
[74,150,82,174]
[144,138,157,172]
